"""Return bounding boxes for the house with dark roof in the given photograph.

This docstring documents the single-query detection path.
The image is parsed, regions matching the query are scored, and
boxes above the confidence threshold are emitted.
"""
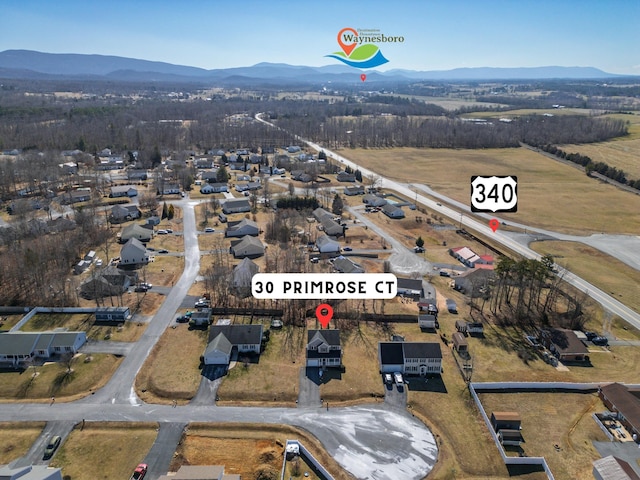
[378,342,442,376]
[453,268,495,297]
[95,307,131,323]
[381,203,405,219]
[109,185,138,198]
[333,256,364,274]
[336,171,356,182]
[119,223,152,243]
[80,266,136,299]
[362,194,387,207]
[344,185,365,196]
[599,383,640,442]
[203,324,264,365]
[316,234,341,254]
[225,218,260,238]
[541,328,589,363]
[306,329,342,368]
[396,278,424,299]
[230,235,265,259]
[109,204,141,223]
[0,464,63,480]
[418,314,437,330]
[222,198,251,214]
[232,257,259,297]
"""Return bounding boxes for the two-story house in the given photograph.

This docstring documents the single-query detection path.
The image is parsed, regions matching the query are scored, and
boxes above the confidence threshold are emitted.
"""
[306,329,342,368]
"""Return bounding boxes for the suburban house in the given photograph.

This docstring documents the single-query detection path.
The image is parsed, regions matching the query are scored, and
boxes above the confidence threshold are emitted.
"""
[157,465,240,480]
[127,169,148,181]
[291,170,313,183]
[231,257,259,297]
[119,238,150,266]
[200,171,220,183]
[541,329,589,363]
[0,464,63,480]
[195,158,214,169]
[109,185,138,198]
[222,198,251,214]
[336,171,356,182]
[593,455,640,480]
[109,204,141,223]
[378,341,442,376]
[599,383,640,442]
[316,234,341,254]
[362,194,387,207]
[0,331,86,367]
[452,332,469,354]
[69,189,92,204]
[333,256,365,274]
[450,246,495,269]
[200,183,228,194]
[381,203,405,219]
[396,278,424,299]
[319,216,344,237]
[418,314,437,330]
[146,216,161,226]
[306,329,342,368]
[225,218,260,238]
[80,266,136,299]
[202,324,264,365]
[230,235,265,259]
[119,223,152,243]
[453,268,495,296]
[344,185,365,196]
[161,184,181,195]
[95,306,131,323]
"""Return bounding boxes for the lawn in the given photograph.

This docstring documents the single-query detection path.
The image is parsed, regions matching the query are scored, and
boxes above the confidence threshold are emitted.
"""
[0,422,45,464]
[531,240,640,317]
[0,354,121,401]
[172,423,352,480]
[478,392,608,480]
[343,147,640,235]
[135,323,208,404]
[50,422,158,480]
[216,321,306,406]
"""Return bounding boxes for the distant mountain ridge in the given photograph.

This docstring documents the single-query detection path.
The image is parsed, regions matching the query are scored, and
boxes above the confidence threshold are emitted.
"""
[0,49,627,84]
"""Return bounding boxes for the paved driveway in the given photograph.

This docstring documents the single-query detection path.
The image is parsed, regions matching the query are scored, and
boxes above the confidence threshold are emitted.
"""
[298,367,321,407]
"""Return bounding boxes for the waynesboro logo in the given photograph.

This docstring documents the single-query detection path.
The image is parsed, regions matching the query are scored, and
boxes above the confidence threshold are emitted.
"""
[326,27,403,68]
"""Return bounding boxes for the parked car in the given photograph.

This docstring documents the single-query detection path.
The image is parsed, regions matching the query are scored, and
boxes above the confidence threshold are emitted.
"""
[166,228,173,233]
[156,229,168,235]
[413,246,425,253]
[393,372,403,386]
[43,435,61,459]
[195,299,210,308]
[384,373,393,385]
[176,315,189,323]
[584,331,598,341]
[310,257,319,263]
[592,336,609,346]
[130,463,148,480]
[204,227,215,233]
[439,271,450,277]
[343,247,352,252]
[158,249,169,254]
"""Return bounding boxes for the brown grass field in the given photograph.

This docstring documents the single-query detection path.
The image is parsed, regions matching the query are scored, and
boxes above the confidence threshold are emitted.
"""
[50,422,158,480]
[560,138,640,180]
[478,392,608,480]
[0,354,121,402]
[531,240,640,316]
[342,147,640,235]
[0,422,45,464]
[135,323,208,404]
[172,423,353,480]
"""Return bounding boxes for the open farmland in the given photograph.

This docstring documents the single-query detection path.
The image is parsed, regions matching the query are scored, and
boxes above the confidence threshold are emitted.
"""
[344,147,640,235]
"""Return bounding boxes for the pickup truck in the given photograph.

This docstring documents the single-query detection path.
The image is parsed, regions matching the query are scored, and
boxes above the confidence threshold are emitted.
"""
[130,463,148,480]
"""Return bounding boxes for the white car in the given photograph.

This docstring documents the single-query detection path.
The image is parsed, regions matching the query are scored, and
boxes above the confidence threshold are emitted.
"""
[204,227,215,233]
[156,229,168,235]
[384,373,393,385]
[394,372,403,386]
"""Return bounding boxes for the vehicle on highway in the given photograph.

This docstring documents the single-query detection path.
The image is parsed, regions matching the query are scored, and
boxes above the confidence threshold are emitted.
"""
[436,202,442,206]
[43,435,61,459]
[384,373,393,385]
[204,227,215,232]
[130,463,148,480]
[393,372,403,386]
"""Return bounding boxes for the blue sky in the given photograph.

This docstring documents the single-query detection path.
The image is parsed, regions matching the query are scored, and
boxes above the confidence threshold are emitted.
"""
[2,0,639,74]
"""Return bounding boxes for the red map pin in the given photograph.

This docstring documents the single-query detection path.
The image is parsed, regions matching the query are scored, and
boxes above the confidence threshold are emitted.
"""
[489,218,500,233]
[360,73,367,82]
[316,304,333,329]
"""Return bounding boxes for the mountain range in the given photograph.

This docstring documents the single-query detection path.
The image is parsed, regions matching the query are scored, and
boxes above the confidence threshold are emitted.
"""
[0,50,628,85]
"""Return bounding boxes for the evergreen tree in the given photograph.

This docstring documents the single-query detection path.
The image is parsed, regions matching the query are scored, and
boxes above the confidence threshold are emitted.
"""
[162,201,168,219]
[168,204,175,220]
[216,165,229,183]
[331,194,344,215]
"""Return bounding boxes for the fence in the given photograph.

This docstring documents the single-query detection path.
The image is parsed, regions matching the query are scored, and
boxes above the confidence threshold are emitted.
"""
[10,306,98,332]
[469,381,611,480]
[281,440,334,480]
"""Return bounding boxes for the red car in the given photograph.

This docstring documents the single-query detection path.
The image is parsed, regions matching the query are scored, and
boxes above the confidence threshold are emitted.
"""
[130,464,148,480]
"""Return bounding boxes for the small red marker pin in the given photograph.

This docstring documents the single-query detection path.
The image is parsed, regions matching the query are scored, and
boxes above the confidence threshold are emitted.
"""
[489,218,500,233]
[360,73,367,82]
[316,304,333,329]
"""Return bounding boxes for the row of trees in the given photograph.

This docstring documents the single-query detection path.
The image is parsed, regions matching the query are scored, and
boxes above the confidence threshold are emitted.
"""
[538,144,640,190]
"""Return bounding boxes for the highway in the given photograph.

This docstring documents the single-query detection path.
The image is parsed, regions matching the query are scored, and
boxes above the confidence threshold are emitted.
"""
[254,113,640,330]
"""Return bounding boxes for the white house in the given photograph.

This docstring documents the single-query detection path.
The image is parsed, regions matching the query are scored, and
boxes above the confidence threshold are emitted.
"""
[200,183,228,194]
[202,333,233,365]
[222,198,251,214]
[381,203,405,219]
[306,329,342,368]
[109,185,138,198]
[203,324,264,365]
[0,331,86,367]
[119,238,150,266]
